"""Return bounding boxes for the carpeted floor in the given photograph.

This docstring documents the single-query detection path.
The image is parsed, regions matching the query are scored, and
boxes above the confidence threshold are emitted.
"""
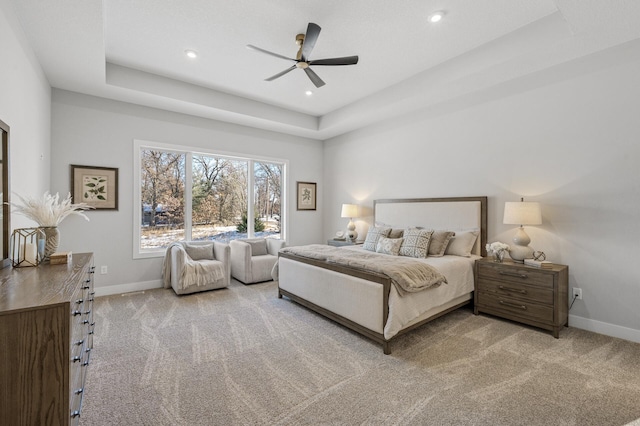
[80,280,640,426]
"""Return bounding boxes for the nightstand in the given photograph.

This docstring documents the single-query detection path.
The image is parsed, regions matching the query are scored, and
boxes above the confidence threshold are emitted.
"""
[474,258,568,338]
[327,239,361,247]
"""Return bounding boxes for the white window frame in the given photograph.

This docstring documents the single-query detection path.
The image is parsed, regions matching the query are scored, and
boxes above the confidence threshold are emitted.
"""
[133,139,288,259]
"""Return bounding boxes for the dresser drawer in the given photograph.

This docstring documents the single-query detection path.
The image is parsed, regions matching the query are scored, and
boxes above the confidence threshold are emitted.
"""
[477,280,554,305]
[477,262,554,289]
[477,292,554,323]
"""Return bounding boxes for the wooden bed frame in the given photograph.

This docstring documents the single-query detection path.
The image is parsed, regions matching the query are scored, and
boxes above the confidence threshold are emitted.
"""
[278,196,487,354]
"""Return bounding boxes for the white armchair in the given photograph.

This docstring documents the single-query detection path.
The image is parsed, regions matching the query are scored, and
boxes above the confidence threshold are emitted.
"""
[230,238,285,284]
[166,241,230,295]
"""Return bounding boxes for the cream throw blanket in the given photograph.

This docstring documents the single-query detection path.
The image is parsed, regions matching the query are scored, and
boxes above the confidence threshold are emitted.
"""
[162,242,225,290]
[278,245,447,296]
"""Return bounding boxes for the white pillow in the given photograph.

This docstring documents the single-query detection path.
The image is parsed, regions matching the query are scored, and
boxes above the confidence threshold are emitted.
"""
[445,230,479,257]
[363,226,391,251]
[376,237,403,256]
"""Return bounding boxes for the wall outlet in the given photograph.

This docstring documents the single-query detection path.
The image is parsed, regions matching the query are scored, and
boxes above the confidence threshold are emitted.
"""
[101,265,108,275]
[572,287,582,300]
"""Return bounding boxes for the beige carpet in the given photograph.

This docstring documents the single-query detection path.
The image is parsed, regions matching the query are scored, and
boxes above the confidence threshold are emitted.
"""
[80,280,640,426]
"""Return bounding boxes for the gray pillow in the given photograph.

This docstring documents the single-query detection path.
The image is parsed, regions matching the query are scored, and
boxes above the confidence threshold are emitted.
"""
[246,239,268,256]
[363,226,391,251]
[184,243,214,260]
[389,228,404,239]
[428,231,455,257]
[399,228,433,258]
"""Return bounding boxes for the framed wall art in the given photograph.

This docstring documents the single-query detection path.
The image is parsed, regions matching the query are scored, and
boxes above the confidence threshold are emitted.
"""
[296,181,316,211]
[70,164,119,210]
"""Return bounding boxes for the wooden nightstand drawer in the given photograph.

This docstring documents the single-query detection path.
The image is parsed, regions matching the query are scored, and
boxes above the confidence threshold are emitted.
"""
[477,280,554,305]
[477,292,554,323]
[477,261,554,289]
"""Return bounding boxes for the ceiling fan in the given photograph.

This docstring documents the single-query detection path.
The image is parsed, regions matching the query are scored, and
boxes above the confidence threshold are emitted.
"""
[247,22,359,88]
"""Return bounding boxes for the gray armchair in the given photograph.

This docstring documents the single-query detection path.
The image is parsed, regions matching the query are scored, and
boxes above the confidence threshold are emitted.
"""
[230,238,285,284]
[166,241,230,295]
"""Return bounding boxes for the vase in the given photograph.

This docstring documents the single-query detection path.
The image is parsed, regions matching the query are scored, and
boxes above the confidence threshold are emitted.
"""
[493,250,505,263]
[40,226,60,260]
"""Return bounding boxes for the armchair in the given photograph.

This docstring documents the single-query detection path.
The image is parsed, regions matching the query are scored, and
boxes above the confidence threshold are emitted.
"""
[230,238,285,284]
[164,240,230,295]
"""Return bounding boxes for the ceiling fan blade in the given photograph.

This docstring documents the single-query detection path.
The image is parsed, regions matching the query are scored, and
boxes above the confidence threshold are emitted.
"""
[300,22,321,62]
[265,65,297,81]
[247,44,296,62]
[304,67,325,88]
[309,56,359,66]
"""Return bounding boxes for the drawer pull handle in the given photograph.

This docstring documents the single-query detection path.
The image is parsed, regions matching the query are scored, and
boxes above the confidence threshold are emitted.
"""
[75,299,84,305]
[74,388,84,395]
[499,300,527,310]
[71,410,81,418]
[82,286,90,290]
[75,339,85,346]
[82,320,90,324]
[84,310,92,315]
[72,355,82,362]
[498,285,526,294]
[498,270,528,279]
[88,330,94,335]
[72,310,82,316]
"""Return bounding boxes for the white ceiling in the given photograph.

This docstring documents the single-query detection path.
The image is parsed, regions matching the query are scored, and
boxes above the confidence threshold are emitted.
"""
[9,0,640,140]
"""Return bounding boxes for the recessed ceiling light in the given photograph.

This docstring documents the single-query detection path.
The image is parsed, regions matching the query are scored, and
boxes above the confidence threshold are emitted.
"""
[184,49,198,59]
[428,11,445,23]
[305,90,313,96]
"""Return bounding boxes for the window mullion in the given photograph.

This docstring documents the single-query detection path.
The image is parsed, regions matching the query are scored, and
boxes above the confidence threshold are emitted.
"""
[185,153,193,240]
[247,160,255,238]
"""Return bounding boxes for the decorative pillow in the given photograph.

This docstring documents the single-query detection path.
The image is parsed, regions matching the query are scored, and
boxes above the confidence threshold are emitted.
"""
[184,243,215,260]
[375,237,403,256]
[445,230,479,257]
[363,226,391,251]
[399,228,433,258]
[428,231,455,257]
[245,239,268,256]
[389,228,404,239]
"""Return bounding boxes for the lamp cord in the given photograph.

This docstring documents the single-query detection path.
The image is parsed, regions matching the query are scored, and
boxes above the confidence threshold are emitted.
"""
[568,294,578,311]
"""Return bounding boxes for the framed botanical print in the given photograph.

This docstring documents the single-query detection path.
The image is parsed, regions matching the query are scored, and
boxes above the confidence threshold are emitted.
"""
[296,181,316,211]
[70,164,119,210]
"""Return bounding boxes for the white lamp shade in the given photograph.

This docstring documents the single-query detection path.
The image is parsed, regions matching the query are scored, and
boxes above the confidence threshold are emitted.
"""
[341,204,359,218]
[503,201,542,226]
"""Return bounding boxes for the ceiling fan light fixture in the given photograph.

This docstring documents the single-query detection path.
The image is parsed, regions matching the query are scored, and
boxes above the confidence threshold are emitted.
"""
[428,11,445,23]
[184,49,198,59]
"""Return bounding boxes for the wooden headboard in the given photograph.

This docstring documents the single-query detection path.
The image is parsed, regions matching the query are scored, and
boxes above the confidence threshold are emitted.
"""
[373,197,488,256]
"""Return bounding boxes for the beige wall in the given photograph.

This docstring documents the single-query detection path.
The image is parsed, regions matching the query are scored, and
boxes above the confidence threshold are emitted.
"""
[50,90,323,293]
[0,0,51,228]
[323,51,640,342]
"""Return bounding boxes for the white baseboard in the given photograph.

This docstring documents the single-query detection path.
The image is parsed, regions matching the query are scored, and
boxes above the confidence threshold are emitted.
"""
[569,314,640,344]
[95,279,163,297]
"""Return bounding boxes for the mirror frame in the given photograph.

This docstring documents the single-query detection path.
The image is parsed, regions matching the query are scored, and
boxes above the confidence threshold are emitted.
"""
[0,119,9,269]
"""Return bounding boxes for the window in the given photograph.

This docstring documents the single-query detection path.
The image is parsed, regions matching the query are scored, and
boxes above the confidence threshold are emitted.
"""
[134,141,286,257]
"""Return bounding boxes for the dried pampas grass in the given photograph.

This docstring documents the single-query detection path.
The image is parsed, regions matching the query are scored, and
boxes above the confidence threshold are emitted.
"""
[10,191,92,227]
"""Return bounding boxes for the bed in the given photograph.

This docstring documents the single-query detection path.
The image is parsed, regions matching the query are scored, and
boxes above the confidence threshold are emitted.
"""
[277,196,487,354]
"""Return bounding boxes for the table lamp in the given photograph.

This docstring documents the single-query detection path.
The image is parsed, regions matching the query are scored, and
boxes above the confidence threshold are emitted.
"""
[503,198,542,262]
[341,204,360,242]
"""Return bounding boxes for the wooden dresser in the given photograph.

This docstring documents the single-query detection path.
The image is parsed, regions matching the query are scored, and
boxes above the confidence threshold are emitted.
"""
[474,257,568,337]
[0,253,95,425]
